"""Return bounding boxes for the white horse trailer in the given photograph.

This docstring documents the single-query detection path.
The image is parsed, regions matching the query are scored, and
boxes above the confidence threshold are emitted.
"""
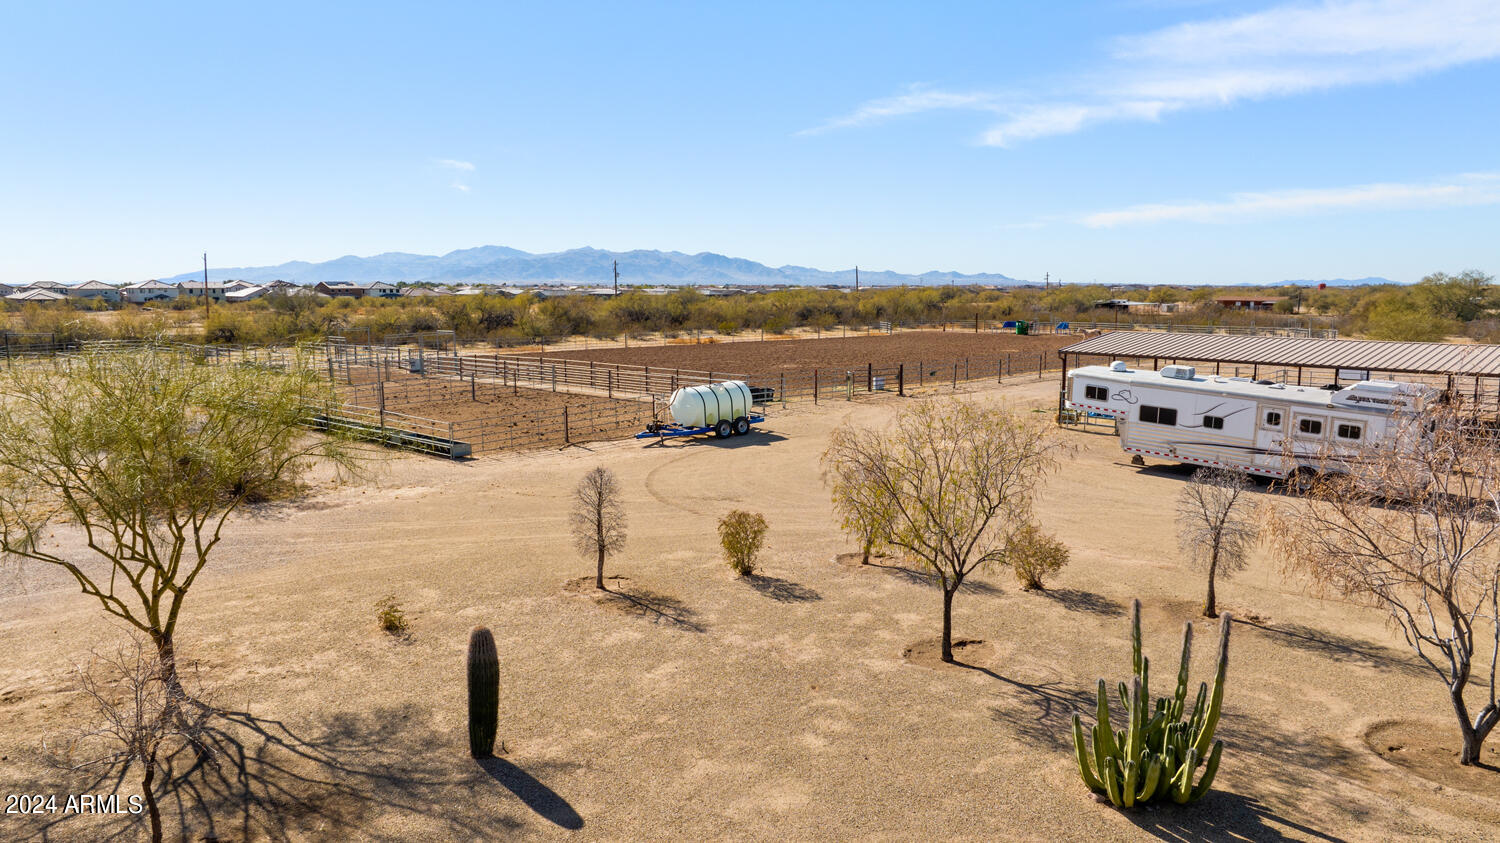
[1065,361,1436,481]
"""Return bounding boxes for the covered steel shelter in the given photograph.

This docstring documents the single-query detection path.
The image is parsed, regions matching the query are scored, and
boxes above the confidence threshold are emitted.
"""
[1056,331,1500,415]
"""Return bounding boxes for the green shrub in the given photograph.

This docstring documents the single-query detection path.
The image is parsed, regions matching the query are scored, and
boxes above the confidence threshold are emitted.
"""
[718,510,768,576]
[1007,523,1070,591]
[375,595,409,637]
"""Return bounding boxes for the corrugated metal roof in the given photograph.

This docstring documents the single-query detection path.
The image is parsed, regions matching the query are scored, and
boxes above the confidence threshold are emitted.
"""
[1057,331,1500,377]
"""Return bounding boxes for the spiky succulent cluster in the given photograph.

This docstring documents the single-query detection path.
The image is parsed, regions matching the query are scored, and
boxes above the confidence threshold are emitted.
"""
[1071,600,1230,807]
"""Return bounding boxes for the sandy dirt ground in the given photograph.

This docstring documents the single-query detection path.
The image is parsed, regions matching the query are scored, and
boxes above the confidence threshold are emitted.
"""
[517,332,1075,379]
[1,379,1498,841]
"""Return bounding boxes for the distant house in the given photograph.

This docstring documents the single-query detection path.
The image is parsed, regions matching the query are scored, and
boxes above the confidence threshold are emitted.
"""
[313,282,365,298]
[67,280,122,302]
[226,285,271,302]
[283,286,329,299]
[5,288,68,302]
[23,280,68,292]
[401,286,451,297]
[0,282,15,297]
[313,281,400,299]
[176,281,229,302]
[1216,296,1286,311]
[120,280,178,303]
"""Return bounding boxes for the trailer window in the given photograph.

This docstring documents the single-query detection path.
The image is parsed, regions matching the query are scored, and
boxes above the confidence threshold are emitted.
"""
[1202,415,1224,430]
[1336,423,1362,440]
[1263,411,1282,428]
[1298,418,1323,436]
[1084,385,1109,401]
[1140,405,1177,426]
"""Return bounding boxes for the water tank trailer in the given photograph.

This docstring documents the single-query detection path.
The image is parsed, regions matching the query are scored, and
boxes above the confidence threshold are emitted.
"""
[637,380,766,440]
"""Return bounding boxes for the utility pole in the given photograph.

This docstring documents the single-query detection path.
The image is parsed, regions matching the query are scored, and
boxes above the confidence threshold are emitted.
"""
[855,265,859,292]
[1044,271,1049,289]
[203,252,210,320]
[613,260,619,296]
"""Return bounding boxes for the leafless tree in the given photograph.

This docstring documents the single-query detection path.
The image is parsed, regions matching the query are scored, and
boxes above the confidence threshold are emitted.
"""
[571,467,626,589]
[1266,400,1500,766]
[47,633,213,843]
[823,399,1064,662]
[1176,467,1259,618]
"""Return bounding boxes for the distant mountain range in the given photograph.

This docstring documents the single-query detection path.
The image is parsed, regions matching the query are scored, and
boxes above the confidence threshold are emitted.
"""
[158,246,1026,287]
[1280,277,1395,287]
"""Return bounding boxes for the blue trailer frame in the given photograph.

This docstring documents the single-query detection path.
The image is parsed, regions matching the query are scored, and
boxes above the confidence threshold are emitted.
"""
[636,413,766,440]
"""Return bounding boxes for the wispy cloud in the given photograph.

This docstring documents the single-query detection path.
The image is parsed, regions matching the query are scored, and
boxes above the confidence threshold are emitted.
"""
[807,0,1500,145]
[434,158,476,192]
[1078,172,1500,226]
[799,86,1003,134]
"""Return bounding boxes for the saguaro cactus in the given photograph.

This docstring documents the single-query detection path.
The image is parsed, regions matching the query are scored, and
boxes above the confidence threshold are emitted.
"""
[467,626,499,758]
[1071,599,1230,807]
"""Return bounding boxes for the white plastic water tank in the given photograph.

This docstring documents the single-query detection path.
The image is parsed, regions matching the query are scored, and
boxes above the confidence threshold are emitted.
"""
[667,380,753,428]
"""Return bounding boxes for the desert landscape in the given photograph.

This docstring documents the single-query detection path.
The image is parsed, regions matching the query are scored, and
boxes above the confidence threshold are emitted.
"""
[3,374,1495,841]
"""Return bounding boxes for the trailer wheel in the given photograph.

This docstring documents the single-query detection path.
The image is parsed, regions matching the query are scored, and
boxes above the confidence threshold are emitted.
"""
[714,419,732,439]
[1282,467,1317,495]
[733,416,750,436]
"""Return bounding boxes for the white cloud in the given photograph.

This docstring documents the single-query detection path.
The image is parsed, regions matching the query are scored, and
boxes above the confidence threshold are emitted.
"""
[1078,172,1500,226]
[436,158,476,171]
[452,182,472,193]
[800,86,1002,134]
[807,0,1500,145]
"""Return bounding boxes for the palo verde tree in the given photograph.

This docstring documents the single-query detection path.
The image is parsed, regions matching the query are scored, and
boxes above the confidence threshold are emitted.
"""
[1266,399,1500,766]
[0,347,356,696]
[823,399,1063,662]
[820,448,897,565]
[1176,468,1259,618]
[570,466,627,590]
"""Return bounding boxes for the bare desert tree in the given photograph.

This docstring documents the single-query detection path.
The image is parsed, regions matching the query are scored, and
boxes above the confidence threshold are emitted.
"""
[48,633,213,843]
[571,466,626,589]
[820,447,896,565]
[823,399,1063,662]
[0,347,356,697]
[1266,400,1500,766]
[1176,467,1259,618]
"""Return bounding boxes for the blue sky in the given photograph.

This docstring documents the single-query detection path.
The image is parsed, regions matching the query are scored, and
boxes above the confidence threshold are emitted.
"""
[3,0,1498,285]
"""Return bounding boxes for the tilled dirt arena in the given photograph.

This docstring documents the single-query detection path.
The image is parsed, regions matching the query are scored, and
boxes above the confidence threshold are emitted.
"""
[1,380,1496,841]
[519,330,1076,379]
[342,378,641,427]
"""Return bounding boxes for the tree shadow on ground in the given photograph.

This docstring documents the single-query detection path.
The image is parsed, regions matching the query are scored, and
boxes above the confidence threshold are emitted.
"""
[477,757,583,830]
[597,582,706,633]
[864,559,1002,595]
[1038,587,1127,617]
[1123,789,1348,843]
[1234,618,1428,679]
[741,574,822,603]
[26,704,527,842]
[983,671,1096,751]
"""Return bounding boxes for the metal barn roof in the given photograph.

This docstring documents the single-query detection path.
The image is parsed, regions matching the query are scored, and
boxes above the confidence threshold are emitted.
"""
[1058,331,1500,377]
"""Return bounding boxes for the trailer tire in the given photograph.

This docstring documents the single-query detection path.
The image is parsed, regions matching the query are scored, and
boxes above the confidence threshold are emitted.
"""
[734,417,750,436]
[714,419,732,439]
[1282,467,1317,495]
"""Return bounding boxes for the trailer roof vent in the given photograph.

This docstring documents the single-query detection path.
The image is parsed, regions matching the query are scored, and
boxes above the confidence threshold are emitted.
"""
[1109,360,1128,372]
[1161,365,1197,380]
